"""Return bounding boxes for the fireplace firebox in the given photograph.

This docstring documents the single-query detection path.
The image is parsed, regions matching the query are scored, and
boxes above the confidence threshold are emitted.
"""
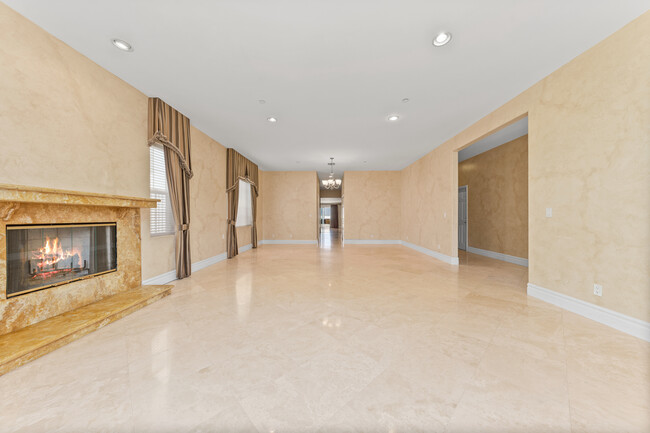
[6,223,117,297]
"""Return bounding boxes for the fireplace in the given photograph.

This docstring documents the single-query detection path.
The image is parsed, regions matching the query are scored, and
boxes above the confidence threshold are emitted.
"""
[6,223,117,298]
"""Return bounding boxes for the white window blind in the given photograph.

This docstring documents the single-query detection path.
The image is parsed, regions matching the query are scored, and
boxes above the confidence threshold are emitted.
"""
[149,145,176,236]
[236,179,253,227]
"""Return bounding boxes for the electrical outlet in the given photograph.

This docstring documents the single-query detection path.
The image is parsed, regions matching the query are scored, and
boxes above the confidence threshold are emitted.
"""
[370,234,374,238]
[594,284,603,297]
[222,233,225,239]
[438,244,441,250]
[546,208,553,217]
[289,234,293,238]
[444,212,447,218]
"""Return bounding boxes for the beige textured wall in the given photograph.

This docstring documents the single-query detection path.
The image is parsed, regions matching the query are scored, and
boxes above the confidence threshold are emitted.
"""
[401,13,649,321]
[0,4,242,281]
[344,171,401,240]
[0,3,148,198]
[261,171,318,241]
[459,135,528,258]
[141,127,231,279]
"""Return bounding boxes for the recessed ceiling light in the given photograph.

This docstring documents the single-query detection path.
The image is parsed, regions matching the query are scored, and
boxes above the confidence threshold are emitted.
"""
[432,31,452,47]
[267,117,277,123]
[258,99,266,104]
[111,38,133,52]
[388,115,400,121]
[402,98,410,103]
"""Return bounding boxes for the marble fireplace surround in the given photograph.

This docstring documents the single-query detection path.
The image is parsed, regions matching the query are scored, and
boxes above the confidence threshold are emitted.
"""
[0,184,158,335]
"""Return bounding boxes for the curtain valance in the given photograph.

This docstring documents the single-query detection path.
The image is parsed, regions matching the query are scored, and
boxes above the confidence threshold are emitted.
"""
[148,97,193,279]
[148,98,193,179]
[226,149,260,258]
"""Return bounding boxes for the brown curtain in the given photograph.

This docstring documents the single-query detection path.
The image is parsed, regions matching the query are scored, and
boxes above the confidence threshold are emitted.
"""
[227,149,259,258]
[330,204,339,229]
[148,97,193,279]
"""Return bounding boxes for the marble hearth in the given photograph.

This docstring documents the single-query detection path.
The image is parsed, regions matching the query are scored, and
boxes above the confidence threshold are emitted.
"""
[0,184,172,374]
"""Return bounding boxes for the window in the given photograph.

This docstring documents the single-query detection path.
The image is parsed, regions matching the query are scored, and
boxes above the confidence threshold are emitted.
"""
[320,206,331,224]
[236,179,253,227]
[149,145,176,236]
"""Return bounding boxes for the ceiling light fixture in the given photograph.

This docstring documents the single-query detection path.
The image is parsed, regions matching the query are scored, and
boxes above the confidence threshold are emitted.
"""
[267,117,277,123]
[402,98,410,103]
[388,115,400,121]
[322,157,342,190]
[258,99,266,104]
[432,31,452,47]
[111,38,133,52]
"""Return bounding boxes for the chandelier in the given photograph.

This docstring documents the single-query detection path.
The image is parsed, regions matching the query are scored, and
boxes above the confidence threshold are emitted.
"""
[321,157,342,190]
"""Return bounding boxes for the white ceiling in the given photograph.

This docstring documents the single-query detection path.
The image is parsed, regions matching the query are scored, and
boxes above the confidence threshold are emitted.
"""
[458,117,528,162]
[4,1,648,178]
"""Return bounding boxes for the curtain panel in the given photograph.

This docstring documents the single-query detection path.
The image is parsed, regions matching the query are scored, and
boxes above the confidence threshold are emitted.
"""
[148,97,193,279]
[226,149,259,258]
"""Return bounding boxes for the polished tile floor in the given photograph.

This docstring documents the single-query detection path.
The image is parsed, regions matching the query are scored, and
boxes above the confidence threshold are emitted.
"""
[1,242,648,432]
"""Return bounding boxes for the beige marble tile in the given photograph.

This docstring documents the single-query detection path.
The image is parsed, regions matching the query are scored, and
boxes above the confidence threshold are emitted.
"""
[1,245,648,432]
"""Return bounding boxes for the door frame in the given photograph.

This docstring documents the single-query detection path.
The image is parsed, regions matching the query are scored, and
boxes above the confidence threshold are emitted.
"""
[458,185,468,251]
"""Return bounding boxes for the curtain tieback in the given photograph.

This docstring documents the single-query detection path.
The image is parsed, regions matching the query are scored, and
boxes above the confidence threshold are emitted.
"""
[178,224,189,231]
[227,219,236,226]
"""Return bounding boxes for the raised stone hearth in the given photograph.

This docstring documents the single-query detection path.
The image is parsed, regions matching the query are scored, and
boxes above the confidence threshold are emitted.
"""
[0,184,172,374]
[0,284,171,376]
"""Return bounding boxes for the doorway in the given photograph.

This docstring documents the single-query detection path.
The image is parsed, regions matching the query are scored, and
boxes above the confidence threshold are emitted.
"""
[456,116,529,267]
[319,199,343,248]
[458,186,468,251]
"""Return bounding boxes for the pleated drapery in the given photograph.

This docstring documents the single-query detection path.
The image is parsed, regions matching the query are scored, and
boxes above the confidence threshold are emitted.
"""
[227,148,259,258]
[148,97,193,279]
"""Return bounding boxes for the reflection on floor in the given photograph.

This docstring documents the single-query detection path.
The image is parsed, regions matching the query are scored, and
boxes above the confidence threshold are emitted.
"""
[319,227,342,249]
[0,245,647,431]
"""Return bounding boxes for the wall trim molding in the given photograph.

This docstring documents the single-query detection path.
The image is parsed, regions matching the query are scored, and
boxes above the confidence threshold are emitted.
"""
[527,283,650,342]
[142,245,253,286]
[191,252,228,273]
[142,270,177,286]
[259,240,318,245]
[142,239,463,285]
[401,241,459,265]
[344,239,401,245]
[467,246,528,267]
[239,243,253,253]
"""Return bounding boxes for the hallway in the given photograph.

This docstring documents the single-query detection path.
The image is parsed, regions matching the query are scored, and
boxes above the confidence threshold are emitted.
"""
[319,227,342,249]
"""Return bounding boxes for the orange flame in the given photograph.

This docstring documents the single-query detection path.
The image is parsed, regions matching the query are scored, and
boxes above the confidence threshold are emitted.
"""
[31,237,84,270]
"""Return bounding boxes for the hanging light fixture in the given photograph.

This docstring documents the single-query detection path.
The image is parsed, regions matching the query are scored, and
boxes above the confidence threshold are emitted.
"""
[321,157,342,190]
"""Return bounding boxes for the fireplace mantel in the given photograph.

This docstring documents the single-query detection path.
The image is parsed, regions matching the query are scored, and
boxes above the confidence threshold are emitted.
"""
[0,184,158,209]
[1,183,159,336]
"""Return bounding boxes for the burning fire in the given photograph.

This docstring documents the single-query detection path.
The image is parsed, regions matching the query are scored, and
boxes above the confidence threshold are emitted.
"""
[31,237,84,272]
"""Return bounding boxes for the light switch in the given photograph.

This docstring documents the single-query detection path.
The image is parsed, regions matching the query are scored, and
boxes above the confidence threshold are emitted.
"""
[546,208,553,217]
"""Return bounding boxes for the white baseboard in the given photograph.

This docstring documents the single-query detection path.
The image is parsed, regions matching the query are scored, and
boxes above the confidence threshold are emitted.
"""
[467,246,528,267]
[142,269,177,286]
[401,241,459,265]
[344,239,401,245]
[527,283,650,342]
[192,252,227,273]
[239,243,253,253]
[259,240,318,245]
[141,247,246,286]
